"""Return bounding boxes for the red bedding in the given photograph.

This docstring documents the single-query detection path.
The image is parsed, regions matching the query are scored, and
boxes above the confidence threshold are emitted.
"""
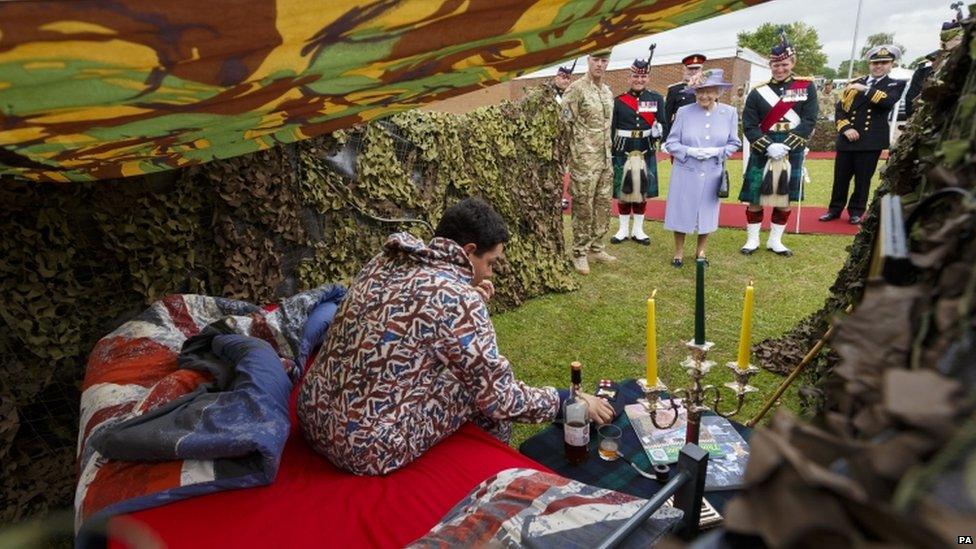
[109,386,550,548]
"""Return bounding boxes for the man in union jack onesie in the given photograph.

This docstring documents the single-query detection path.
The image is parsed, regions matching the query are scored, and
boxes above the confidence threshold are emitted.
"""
[297,198,613,475]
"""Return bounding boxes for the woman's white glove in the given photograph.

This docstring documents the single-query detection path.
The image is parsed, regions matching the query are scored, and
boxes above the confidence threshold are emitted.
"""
[687,147,709,160]
[650,121,663,139]
[766,143,790,160]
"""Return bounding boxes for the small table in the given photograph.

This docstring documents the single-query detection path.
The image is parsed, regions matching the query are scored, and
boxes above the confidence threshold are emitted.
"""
[519,379,752,515]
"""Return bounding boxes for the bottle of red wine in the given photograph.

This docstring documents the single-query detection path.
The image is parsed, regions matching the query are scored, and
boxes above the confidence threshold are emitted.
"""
[563,361,590,465]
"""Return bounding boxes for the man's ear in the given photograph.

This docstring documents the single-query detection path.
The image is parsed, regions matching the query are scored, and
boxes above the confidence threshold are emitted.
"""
[462,243,478,256]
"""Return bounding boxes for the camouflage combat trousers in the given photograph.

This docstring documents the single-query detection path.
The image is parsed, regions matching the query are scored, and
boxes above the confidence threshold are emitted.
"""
[569,161,613,257]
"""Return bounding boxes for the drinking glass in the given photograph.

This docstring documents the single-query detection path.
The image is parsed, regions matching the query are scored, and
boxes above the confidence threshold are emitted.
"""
[597,424,622,461]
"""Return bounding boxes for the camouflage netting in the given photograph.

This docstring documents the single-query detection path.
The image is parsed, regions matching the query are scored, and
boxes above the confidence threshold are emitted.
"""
[724,8,976,545]
[0,87,576,525]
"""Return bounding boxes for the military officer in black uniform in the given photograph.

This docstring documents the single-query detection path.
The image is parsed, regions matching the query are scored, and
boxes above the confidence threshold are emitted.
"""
[820,45,906,225]
[610,56,666,245]
[662,53,706,140]
[738,32,818,257]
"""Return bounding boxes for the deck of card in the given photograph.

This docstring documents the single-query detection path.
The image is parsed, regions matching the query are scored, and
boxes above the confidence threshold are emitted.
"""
[595,379,618,401]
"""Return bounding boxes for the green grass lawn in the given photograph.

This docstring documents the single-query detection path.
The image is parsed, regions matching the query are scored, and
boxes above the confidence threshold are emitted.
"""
[655,159,881,208]
[497,215,853,448]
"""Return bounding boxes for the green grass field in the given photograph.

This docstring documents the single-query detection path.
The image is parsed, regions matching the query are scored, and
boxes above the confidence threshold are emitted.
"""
[498,164,864,447]
[655,158,881,208]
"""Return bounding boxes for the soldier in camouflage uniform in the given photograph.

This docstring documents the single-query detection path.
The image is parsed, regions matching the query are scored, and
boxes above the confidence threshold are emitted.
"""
[562,48,616,275]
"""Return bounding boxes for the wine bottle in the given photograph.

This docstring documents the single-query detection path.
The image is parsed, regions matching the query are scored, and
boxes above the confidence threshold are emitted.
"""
[563,361,590,465]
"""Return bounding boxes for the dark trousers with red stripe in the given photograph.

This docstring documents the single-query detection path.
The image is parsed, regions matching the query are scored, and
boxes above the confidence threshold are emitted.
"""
[829,150,881,218]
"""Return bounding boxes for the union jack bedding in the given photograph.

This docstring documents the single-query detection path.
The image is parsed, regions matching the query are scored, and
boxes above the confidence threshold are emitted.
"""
[409,468,682,548]
[75,286,345,530]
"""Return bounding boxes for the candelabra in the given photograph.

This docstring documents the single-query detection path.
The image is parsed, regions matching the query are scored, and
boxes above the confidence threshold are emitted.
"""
[637,339,758,445]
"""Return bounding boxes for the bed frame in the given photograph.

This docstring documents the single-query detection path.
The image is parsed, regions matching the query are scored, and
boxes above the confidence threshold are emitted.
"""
[599,443,709,548]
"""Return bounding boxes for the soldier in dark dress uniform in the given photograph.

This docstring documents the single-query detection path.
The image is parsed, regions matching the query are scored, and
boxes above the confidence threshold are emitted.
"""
[904,50,936,118]
[820,45,906,225]
[662,53,706,141]
[610,56,666,245]
[550,60,575,105]
[738,32,818,256]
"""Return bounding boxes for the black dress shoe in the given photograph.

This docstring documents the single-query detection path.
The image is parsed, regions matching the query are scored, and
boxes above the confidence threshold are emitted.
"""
[632,236,651,246]
[849,215,862,225]
[610,236,625,244]
[818,212,840,222]
[671,258,683,268]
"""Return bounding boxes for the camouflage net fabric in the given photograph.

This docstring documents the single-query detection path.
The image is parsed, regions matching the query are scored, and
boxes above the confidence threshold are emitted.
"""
[0,0,768,182]
[724,9,976,545]
[0,88,575,524]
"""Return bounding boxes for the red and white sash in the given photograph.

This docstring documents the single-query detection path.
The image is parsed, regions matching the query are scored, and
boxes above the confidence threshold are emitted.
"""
[618,93,657,126]
[757,80,808,132]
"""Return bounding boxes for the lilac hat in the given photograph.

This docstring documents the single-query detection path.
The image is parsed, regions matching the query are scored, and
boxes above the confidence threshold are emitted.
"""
[689,69,733,90]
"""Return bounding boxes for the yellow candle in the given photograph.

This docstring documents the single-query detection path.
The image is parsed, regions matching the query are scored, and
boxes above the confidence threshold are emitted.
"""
[736,281,755,370]
[646,289,658,384]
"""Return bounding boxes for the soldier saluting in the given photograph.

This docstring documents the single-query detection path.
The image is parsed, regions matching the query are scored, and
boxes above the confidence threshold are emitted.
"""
[610,47,666,245]
[662,53,706,140]
[820,45,906,225]
[738,31,818,257]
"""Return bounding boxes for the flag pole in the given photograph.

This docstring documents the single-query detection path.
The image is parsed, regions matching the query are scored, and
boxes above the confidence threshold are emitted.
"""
[846,0,865,80]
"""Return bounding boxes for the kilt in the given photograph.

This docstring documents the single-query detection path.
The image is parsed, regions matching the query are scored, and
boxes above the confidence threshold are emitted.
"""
[738,131,805,204]
[612,150,659,201]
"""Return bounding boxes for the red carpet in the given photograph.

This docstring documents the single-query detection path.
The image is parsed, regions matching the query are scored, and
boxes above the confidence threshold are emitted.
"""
[651,151,885,161]
[559,173,861,236]
[625,199,861,236]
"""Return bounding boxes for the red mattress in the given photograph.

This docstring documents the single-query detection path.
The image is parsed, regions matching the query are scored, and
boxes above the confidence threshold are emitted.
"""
[108,387,550,548]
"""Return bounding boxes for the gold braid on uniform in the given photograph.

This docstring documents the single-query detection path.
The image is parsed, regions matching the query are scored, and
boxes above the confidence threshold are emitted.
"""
[840,87,858,112]
[783,133,806,149]
[870,89,888,103]
[752,135,773,153]
[836,118,852,131]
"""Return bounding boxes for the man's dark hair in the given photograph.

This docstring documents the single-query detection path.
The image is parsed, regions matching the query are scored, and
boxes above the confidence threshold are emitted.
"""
[434,198,509,255]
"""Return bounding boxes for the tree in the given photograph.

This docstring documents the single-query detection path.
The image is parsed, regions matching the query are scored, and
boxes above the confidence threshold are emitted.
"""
[859,32,907,61]
[820,66,839,80]
[837,32,908,79]
[737,22,828,76]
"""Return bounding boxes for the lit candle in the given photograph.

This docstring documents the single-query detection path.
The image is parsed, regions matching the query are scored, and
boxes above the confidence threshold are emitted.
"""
[736,281,755,370]
[694,256,706,344]
[646,289,658,384]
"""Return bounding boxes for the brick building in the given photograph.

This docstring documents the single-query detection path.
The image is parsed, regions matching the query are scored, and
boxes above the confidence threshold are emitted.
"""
[425,47,772,114]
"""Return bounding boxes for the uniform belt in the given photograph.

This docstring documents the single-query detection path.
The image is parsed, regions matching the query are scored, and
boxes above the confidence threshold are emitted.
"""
[616,129,652,139]
[769,122,793,132]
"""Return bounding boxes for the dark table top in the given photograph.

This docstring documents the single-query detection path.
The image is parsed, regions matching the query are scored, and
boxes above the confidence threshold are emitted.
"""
[518,378,752,515]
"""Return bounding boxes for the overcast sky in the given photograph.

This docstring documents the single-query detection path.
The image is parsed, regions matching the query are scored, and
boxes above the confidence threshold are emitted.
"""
[603,0,957,69]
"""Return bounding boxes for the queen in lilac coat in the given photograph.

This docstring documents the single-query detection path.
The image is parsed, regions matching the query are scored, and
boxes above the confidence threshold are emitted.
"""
[663,69,741,266]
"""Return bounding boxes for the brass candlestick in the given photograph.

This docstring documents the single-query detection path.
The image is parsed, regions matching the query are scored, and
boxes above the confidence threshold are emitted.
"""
[638,340,758,445]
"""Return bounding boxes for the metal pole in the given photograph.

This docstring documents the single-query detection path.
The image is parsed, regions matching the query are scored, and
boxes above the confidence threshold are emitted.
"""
[746,304,854,427]
[846,0,865,80]
[596,471,690,549]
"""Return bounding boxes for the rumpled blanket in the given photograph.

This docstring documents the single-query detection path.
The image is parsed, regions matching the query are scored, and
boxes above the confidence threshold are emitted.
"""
[408,468,682,548]
[75,285,344,530]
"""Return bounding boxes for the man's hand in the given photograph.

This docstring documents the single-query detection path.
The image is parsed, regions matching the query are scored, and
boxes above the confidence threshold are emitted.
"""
[849,83,868,92]
[766,142,790,160]
[474,280,494,302]
[843,128,860,141]
[579,392,615,424]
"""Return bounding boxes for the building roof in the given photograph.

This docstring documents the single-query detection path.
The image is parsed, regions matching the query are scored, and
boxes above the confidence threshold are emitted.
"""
[519,46,768,79]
